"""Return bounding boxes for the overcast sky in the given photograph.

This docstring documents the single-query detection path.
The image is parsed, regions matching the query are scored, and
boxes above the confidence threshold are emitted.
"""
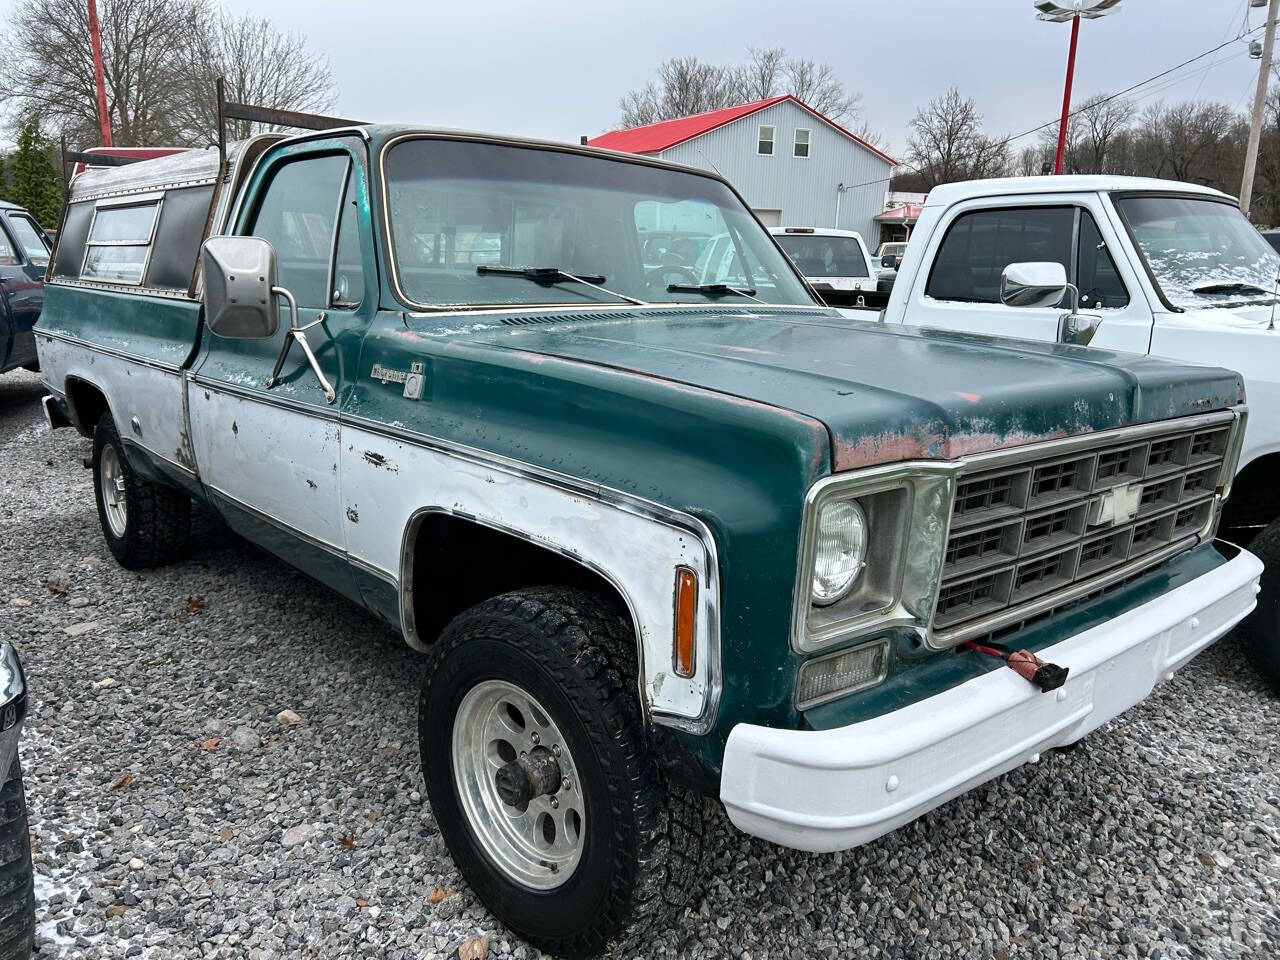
[210,0,1268,159]
[0,0,1270,158]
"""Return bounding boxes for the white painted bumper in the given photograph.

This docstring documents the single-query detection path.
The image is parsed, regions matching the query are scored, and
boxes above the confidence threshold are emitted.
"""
[720,547,1263,853]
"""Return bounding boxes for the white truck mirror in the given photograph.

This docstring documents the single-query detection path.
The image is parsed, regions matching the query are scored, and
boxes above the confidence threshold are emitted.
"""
[201,236,281,340]
[999,261,1069,309]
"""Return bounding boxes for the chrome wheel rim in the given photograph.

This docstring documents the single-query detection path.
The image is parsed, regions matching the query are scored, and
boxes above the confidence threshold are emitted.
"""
[99,445,128,538]
[451,679,585,890]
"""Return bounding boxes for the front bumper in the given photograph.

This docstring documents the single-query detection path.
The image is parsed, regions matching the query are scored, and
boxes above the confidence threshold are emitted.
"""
[0,643,26,787]
[720,545,1263,853]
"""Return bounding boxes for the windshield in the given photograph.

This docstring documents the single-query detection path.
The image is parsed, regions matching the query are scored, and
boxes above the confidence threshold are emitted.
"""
[774,234,869,278]
[6,214,50,264]
[384,139,813,309]
[1114,194,1279,310]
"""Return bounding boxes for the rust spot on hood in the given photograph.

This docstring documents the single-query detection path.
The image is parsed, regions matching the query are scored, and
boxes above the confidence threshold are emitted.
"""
[834,426,1073,471]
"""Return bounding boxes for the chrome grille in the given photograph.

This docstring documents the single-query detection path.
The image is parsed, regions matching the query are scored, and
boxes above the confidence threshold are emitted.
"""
[933,418,1235,640]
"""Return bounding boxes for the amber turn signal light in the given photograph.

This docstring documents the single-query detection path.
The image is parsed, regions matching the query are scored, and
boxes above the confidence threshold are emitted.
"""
[673,567,697,678]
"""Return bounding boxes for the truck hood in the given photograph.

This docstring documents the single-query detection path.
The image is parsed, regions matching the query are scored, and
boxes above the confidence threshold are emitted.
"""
[449,308,1244,471]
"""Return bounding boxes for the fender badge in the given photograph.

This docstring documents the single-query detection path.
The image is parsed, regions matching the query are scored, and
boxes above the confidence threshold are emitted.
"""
[1089,482,1142,527]
[370,363,409,385]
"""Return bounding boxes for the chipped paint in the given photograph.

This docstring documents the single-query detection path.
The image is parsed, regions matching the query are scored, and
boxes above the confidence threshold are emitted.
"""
[361,450,398,472]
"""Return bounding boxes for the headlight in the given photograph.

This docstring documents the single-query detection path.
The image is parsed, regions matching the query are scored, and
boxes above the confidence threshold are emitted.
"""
[812,500,867,605]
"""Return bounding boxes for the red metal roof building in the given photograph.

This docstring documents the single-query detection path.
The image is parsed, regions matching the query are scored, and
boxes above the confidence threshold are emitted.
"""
[588,95,896,242]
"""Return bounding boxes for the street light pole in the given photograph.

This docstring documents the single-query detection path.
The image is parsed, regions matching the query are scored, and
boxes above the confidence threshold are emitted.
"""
[1240,0,1278,216]
[1054,14,1081,174]
[1035,1,1121,175]
[87,0,112,146]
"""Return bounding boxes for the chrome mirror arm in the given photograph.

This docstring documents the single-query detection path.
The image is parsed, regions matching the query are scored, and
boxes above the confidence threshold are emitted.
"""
[264,285,337,404]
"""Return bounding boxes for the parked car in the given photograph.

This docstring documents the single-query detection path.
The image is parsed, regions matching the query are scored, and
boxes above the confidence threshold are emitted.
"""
[0,201,51,375]
[769,226,887,309]
[873,175,1280,683]
[875,239,909,271]
[1262,228,1280,254]
[37,127,1262,957]
[0,641,32,960]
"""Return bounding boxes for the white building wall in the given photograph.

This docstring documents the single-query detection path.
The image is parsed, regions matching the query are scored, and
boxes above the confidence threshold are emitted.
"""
[655,100,893,245]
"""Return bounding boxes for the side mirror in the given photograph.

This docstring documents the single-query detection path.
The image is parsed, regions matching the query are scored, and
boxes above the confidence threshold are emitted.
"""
[999,261,1069,308]
[200,235,280,339]
[881,254,898,270]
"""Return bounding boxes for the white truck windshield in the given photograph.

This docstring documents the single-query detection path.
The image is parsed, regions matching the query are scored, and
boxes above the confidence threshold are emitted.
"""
[1114,194,1280,311]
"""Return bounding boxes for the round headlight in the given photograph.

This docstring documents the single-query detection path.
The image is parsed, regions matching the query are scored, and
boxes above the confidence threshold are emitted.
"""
[811,500,868,606]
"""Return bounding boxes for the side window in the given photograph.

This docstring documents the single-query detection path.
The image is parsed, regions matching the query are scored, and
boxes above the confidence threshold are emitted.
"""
[9,214,51,263]
[82,200,160,284]
[52,202,94,279]
[0,224,17,266]
[1076,210,1129,309]
[331,170,365,307]
[926,206,1074,304]
[145,184,214,291]
[757,125,775,156]
[248,154,350,308]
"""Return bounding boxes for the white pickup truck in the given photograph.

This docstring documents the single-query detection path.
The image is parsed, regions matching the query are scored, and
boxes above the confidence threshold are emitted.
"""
[870,175,1280,682]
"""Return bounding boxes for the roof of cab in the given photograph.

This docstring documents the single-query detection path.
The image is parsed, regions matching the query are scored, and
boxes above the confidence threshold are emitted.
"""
[0,199,26,212]
[924,175,1233,208]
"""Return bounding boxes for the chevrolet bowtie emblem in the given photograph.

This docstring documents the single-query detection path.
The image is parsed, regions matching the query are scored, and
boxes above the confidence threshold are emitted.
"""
[1089,481,1142,527]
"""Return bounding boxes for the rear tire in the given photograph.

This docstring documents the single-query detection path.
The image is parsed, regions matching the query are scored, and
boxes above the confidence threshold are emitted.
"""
[1242,518,1280,687]
[0,759,34,960]
[92,413,190,569]
[419,587,710,958]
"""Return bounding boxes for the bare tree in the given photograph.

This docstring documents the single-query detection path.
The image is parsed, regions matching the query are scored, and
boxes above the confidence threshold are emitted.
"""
[172,10,336,144]
[0,0,207,146]
[618,47,867,128]
[1038,92,1134,173]
[619,56,734,128]
[905,88,1009,188]
[0,0,335,148]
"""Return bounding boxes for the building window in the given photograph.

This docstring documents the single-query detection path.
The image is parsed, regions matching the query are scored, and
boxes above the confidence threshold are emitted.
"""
[757,125,775,156]
[793,128,810,158]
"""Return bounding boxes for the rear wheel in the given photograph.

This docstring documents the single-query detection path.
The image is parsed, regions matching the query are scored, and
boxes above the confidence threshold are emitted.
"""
[1242,518,1280,687]
[0,759,34,960]
[419,587,710,958]
[92,413,190,569]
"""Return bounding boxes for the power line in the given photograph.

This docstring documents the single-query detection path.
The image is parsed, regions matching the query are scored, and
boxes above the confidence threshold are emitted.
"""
[827,26,1269,194]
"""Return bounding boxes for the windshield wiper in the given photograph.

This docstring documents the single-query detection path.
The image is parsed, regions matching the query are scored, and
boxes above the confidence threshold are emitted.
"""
[1190,281,1271,295]
[477,265,648,305]
[666,282,763,303]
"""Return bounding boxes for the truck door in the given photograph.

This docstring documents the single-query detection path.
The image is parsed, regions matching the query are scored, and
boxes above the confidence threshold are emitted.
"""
[188,138,373,595]
[897,198,1154,354]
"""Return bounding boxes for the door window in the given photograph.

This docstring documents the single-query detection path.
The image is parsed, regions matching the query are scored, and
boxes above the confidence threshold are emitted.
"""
[926,205,1129,309]
[8,215,51,264]
[0,225,17,266]
[1075,210,1129,309]
[331,170,365,307]
[926,206,1074,304]
[248,154,351,309]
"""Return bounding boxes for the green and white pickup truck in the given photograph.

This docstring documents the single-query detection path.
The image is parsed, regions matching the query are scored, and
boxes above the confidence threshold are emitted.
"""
[36,120,1263,956]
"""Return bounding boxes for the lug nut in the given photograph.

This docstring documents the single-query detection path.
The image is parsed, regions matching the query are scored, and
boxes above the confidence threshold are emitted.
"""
[530,732,540,744]
[562,779,571,791]
[550,797,559,809]
[552,744,561,757]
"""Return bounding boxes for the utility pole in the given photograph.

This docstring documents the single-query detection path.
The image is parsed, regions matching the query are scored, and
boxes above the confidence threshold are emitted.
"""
[87,0,112,146]
[1241,0,1278,216]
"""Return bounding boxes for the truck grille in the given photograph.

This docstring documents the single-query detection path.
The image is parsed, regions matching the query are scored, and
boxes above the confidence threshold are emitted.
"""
[932,417,1235,640]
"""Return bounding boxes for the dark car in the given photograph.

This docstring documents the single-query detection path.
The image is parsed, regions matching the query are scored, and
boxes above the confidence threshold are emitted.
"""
[0,642,31,959]
[1263,229,1280,254]
[0,201,52,375]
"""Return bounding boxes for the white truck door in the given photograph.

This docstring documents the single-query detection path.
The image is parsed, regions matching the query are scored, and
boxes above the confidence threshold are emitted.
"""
[897,196,1154,354]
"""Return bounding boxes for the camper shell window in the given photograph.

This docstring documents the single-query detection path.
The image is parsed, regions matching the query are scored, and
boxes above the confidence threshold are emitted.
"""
[81,198,161,285]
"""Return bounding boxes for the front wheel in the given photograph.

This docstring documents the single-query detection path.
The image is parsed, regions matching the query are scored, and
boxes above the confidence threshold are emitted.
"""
[92,413,190,569]
[419,587,710,958]
[1242,518,1280,687]
[0,759,34,960]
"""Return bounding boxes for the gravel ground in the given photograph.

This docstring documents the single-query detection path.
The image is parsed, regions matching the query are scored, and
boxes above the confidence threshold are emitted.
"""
[2,365,1279,959]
